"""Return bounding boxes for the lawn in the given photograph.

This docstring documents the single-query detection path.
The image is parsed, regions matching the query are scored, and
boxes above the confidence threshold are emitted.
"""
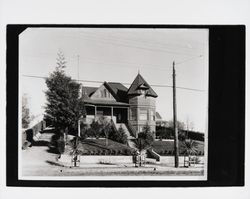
[65,138,135,155]
[152,140,204,156]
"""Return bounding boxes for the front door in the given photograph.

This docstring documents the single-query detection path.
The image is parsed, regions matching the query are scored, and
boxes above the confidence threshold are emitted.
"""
[115,108,127,123]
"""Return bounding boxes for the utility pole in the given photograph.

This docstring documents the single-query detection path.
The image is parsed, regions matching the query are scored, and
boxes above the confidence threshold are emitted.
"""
[77,55,80,82]
[77,54,81,138]
[173,61,179,168]
[78,119,81,137]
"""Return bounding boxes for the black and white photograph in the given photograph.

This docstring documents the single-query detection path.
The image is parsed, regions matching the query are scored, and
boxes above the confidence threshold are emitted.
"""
[1,0,248,198]
[19,27,208,180]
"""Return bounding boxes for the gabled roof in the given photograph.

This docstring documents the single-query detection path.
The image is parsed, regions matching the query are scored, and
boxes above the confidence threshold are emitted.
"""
[84,87,98,96]
[81,86,98,100]
[104,82,128,102]
[81,83,128,103]
[127,73,158,97]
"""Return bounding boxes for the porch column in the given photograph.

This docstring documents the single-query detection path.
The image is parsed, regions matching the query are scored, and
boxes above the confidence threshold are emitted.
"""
[137,107,139,135]
[127,107,129,121]
[78,119,81,137]
[111,107,113,120]
[94,106,97,120]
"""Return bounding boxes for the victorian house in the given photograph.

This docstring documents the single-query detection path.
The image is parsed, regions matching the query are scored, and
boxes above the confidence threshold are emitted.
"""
[81,73,158,138]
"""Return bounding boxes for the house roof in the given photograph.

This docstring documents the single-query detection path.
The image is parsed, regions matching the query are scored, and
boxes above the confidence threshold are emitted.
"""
[104,82,128,102]
[127,73,158,97]
[83,99,129,107]
[82,82,129,102]
[81,73,157,104]
[84,86,98,96]
[156,112,162,120]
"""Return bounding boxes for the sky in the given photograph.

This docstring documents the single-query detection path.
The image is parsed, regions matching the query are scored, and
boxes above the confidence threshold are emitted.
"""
[19,28,208,132]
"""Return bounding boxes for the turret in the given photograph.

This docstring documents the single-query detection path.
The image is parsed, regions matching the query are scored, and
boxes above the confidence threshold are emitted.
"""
[127,73,158,136]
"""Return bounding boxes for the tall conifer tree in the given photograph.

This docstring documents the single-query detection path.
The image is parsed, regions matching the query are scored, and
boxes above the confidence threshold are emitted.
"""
[44,51,85,135]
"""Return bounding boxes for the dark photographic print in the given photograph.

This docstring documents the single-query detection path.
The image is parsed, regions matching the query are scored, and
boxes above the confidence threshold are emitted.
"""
[18,27,208,181]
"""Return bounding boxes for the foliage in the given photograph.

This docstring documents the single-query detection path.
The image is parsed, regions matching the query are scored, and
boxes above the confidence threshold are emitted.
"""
[87,117,112,145]
[133,138,151,153]
[166,120,186,130]
[180,139,199,156]
[133,124,154,153]
[68,136,81,155]
[22,141,31,150]
[80,122,88,139]
[98,116,112,143]
[138,124,154,146]
[156,126,174,139]
[22,94,30,128]
[56,136,65,154]
[87,120,103,138]
[178,131,187,141]
[44,51,86,135]
[151,140,204,156]
[66,138,134,156]
[109,124,128,144]
[56,50,67,70]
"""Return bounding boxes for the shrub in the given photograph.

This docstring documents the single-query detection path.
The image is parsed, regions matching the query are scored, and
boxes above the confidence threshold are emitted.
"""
[84,150,89,155]
[115,149,119,155]
[50,133,60,148]
[159,150,165,155]
[124,149,132,155]
[108,149,112,155]
[22,141,31,150]
[97,149,102,155]
[178,131,187,141]
[193,156,201,164]
[109,125,128,144]
[117,150,122,155]
[57,136,65,154]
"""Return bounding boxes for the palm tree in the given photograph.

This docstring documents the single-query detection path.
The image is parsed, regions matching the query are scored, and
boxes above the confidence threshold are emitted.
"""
[181,139,199,167]
[132,138,151,166]
[132,124,155,166]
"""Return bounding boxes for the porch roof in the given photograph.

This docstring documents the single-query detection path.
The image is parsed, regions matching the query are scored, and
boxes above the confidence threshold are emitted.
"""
[84,99,129,107]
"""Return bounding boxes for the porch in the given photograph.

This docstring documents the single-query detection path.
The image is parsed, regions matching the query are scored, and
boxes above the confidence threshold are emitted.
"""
[85,105,129,124]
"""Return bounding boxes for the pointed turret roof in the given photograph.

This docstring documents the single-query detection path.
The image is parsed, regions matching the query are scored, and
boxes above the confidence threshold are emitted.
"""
[127,73,158,97]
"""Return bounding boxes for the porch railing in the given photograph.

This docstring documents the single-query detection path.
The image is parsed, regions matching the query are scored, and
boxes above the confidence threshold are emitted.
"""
[147,148,160,162]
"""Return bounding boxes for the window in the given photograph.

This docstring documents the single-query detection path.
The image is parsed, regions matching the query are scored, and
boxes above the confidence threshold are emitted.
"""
[101,89,111,98]
[139,109,148,120]
[130,108,137,120]
[151,110,155,121]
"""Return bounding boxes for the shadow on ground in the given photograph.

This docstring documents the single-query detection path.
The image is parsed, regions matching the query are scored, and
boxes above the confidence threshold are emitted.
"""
[46,160,65,167]
[46,147,60,154]
[32,140,50,147]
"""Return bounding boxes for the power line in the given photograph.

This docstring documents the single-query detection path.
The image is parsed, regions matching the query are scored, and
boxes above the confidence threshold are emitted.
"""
[175,55,203,65]
[79,30,204,53]
[72,32,201,57]
[22,74,205,92]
